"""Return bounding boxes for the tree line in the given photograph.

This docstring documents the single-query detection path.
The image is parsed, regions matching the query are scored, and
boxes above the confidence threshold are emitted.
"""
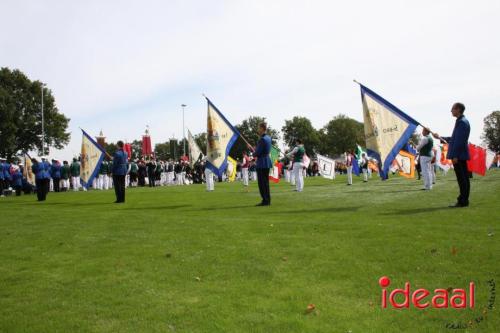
[1,67,499,161]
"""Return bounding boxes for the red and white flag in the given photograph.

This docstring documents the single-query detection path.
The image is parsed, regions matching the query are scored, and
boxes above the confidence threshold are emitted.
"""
[467,144,486,176]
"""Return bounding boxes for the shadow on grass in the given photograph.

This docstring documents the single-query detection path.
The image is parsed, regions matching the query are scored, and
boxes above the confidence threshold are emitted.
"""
[120,204,192,210]
[379,206,451,215]
[187,204,256,212]
[268,206,361,215]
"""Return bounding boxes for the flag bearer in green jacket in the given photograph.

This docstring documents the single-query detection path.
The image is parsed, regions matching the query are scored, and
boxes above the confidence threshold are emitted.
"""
[61,160,70,191]
[287,139,306,192]
[97,160,109,190]
[70,158,81,191]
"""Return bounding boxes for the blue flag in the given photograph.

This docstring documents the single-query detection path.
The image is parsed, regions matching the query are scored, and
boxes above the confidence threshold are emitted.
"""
[206,97,240,177]
[358,83,420,179]
[404,143,418,156]
[80,129,106,189]
[352,157,360,176]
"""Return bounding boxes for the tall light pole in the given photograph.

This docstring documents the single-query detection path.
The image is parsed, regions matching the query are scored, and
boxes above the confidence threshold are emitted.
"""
[181,104,187,156]
[41,83,45,155]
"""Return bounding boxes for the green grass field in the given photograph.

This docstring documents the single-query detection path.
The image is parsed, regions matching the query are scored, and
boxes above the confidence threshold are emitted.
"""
[1,171,499,333]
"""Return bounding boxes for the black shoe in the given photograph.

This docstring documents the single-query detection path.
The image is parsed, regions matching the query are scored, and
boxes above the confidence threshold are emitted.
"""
[256,202,270,206]
[449,203,466,208]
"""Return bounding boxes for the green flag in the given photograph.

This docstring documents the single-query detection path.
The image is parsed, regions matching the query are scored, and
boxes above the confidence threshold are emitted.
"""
[355,144,366,161]
[270,146,280,164]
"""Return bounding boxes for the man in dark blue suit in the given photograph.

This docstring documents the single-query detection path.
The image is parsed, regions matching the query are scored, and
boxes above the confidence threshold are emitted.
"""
[252,122,272,206]
[433,102,471,207]
[112,141,129,203]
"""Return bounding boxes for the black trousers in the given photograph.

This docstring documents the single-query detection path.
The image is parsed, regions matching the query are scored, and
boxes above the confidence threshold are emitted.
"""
[257,168,271,205]
[453,160,470,206]
[113,175,126,202]
[35,178,49,201]
[53,178,60,192]
[148,172,155,187]
[0,179,4,195]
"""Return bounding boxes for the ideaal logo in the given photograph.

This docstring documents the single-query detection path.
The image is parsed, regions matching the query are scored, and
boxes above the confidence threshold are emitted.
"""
[378,277,496,329]
[379,276,475,309]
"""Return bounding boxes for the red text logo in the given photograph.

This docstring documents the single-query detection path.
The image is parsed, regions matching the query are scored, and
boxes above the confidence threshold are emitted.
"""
[379,276,475,309]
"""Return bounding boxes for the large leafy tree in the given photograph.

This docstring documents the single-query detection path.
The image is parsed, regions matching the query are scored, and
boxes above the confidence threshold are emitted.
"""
[103,142,118,157]
[318,114,364,156]
[281,116,319,155]
[194,132,207,155]
[230,116,279,159]
[154,142,171,160]
[482,111,500,152]
[129,139,143,160]
[0,67,70,158]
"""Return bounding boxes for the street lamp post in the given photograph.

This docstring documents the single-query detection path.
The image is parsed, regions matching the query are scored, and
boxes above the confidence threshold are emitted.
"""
[181,104,187,157]
[41,83,45,155]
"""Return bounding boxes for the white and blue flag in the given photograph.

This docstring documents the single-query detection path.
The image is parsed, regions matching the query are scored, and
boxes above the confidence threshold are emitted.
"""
[80,129,106,189]
[205,97,240,177]
[358,83,419,180]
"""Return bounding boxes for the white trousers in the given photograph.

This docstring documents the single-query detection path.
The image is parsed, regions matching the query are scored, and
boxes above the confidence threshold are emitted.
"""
[176,173,183,185]
[431,163,436,184]
[420,156,433,190]
[242,168,249,186]
[205,169,214,191]
[347,166,353,185]
[61,179,69,189]
[96,174,104,190]
[285,169,290,182]
[362,169,368,182]
[293,162,304,192]
[71,176,80,191]
[251,171,257,181]
[104,174,110,190]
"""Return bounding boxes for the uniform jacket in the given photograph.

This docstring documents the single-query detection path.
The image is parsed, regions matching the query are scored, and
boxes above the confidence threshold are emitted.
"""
[253,134,273,169]
[3,163,12,180]
[12,170,23,187]
[50,162,62,178]
[443,115,470,161]
[33,161,51,180]
[70,162,80,177]
[112,149,128,175]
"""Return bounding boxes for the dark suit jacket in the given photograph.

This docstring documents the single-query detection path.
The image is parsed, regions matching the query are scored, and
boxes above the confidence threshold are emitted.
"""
[253,134,273,169]
[112,150,129,175]
[442,115,470,161]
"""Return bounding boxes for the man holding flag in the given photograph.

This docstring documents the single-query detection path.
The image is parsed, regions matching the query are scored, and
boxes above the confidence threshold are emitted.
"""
[253,122,272,206]
[432,103,471,207]
[112,141,128,203]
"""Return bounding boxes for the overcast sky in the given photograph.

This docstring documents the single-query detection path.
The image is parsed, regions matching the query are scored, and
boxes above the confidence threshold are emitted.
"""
[1,0,499,159]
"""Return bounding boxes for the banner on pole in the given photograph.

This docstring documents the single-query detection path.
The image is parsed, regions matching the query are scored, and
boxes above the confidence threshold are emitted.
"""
[317,154,336,180]
[357,83,419,179]
[205,97,240,177]
[80,129,106,189]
